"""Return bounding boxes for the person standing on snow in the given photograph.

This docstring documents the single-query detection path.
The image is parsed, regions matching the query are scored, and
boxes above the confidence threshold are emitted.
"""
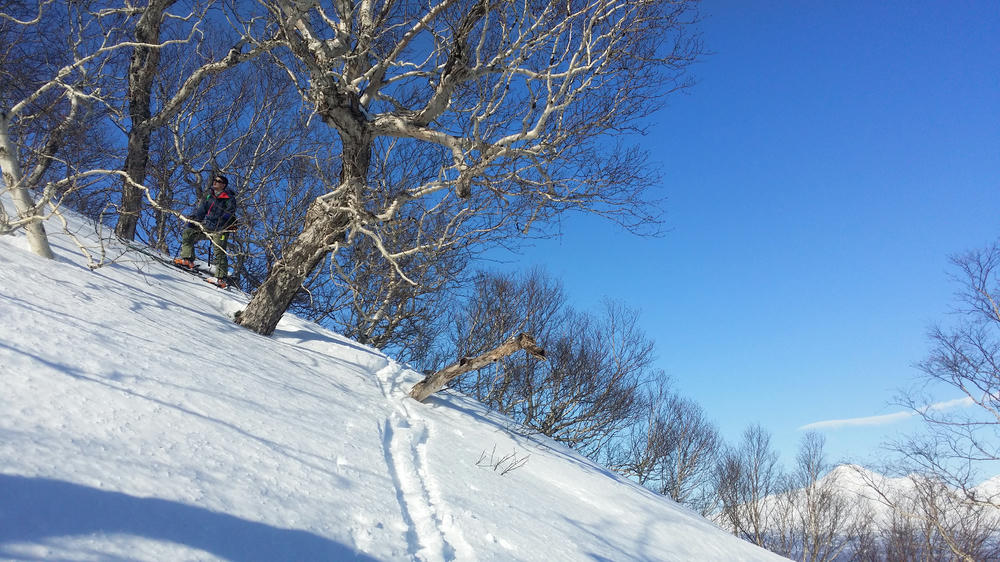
[173,174,237,287]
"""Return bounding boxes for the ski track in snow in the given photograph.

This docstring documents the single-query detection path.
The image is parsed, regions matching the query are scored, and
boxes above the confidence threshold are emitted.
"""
[375,362,474,562]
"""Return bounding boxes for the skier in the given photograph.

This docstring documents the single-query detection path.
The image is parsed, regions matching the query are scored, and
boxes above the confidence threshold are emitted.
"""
[173,174,237,288]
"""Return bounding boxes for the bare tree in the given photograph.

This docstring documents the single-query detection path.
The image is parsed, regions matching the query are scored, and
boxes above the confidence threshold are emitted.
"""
[907,475,1000,562]
[288,139,472,360]
[857,241,1000,560]
[845,506,880,562]
[607,379,721,515]
[770,433,857,562]
[714,424,784,549]
[443,269,652,457]
[113,0,179,240]
[0,1,111,257]
[655,393,722,513]
[847,464,1000,561]
[234,0,702,335]
[892,242,1000,504]
[529,301,652,458]
[880,500,933,562]
[606,379,674,487]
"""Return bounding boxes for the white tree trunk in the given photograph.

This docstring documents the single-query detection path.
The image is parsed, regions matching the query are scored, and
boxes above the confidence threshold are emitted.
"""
[0,111,54,259]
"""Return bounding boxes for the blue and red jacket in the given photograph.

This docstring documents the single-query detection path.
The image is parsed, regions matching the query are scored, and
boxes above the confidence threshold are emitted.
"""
[191,187,237,232]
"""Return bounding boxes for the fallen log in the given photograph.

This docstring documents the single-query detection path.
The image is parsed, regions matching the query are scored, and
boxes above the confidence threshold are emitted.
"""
[409,332,546,402]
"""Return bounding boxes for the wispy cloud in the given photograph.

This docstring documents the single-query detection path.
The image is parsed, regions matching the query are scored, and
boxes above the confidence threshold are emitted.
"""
[798,397,976,431]
[925,396,976,411]
[799,411,913,431]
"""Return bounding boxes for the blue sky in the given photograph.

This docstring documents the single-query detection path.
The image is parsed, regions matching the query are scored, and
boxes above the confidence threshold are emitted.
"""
[500,1,1000,468]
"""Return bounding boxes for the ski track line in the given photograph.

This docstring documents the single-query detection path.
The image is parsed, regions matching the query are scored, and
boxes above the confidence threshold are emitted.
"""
[411,419,475,560]
[376,361,474,561]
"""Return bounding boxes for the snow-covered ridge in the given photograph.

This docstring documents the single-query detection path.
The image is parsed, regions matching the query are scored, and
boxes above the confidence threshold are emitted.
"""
[0,206,785,560]
[821,463,1000,505]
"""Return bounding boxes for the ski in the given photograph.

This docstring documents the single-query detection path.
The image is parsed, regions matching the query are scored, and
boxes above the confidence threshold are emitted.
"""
[124,241,231,289]
[171,260,214,278]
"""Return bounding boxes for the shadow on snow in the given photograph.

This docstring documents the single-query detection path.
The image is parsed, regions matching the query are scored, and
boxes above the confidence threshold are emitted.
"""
[0,474,376,561]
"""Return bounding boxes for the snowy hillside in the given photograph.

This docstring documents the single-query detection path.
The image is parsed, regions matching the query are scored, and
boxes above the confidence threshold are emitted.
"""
[0,209,787,560]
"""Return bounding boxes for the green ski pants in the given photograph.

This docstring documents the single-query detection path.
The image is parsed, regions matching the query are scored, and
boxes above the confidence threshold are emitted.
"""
[179,227,230,276]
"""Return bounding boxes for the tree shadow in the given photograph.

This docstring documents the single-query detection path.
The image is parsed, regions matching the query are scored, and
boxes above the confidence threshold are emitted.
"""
[0,474,376,561]
[271,324,383,359]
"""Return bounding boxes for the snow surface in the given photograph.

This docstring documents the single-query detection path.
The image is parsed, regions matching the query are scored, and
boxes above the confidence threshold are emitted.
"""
[0,205,788,561]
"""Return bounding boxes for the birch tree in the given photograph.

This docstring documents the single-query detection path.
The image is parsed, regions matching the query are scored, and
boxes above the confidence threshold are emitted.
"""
[0,2,115,258]
[235,0,702,335]
[113,0,179,240]
[771,434,858,562]
[286,139,471,361]
[715,424,784,548]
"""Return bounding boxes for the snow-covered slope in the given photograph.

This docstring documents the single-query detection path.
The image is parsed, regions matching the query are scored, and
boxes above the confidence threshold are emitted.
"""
[0,208,786,561]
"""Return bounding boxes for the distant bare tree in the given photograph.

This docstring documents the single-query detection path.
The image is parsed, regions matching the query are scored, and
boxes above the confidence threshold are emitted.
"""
[655,393,722,513]
[714,424,784,549]
[770,433,857,562]
[868,241,1000,560]
[607,380,673,488]
[608,379,721,515]
[891,242,1000,503]
[444,269,652,457]
[528,301,652,458]
[846,506,880,562]
[907,475,1000,562]
[880,501,934,562]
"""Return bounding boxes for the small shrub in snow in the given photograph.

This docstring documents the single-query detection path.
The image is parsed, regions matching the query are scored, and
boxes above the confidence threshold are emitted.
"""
[476,445,529,476]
